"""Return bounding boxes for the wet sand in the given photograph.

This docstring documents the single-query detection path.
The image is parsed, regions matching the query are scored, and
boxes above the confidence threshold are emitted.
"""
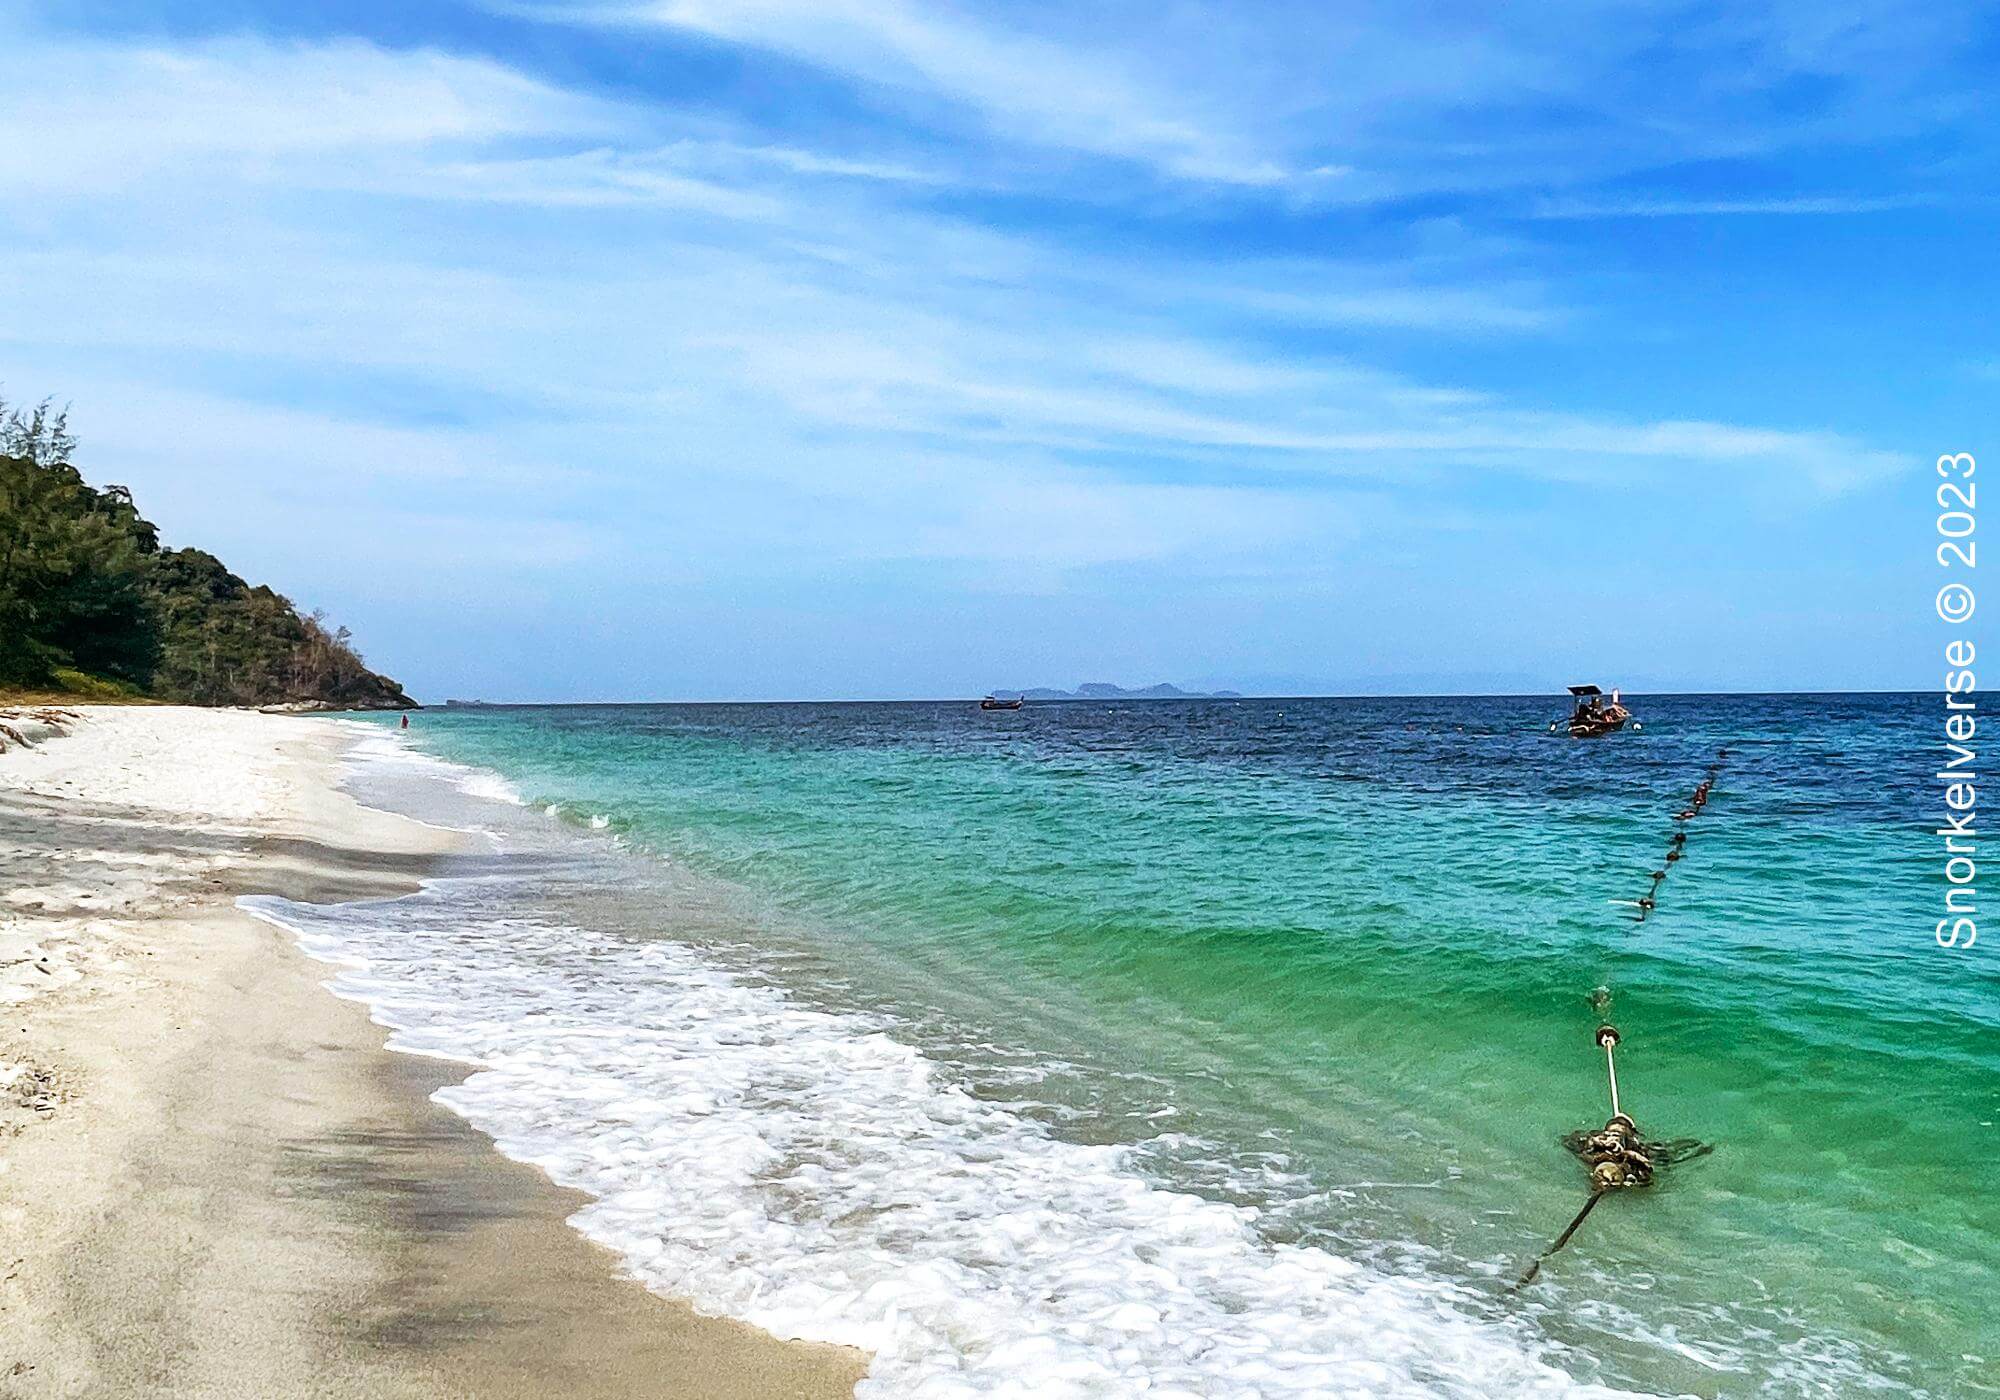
[0,708,865,1398]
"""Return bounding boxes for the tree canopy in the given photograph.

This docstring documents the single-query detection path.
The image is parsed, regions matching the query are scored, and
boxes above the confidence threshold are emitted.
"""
[0,395,413,708]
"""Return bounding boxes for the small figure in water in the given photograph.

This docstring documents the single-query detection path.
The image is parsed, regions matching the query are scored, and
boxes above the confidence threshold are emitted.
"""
[401,714,410,730]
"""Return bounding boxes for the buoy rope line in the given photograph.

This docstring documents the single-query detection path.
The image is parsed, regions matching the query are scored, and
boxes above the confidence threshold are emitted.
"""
[1513,747,1729,1289]
[1614,748,1727,925]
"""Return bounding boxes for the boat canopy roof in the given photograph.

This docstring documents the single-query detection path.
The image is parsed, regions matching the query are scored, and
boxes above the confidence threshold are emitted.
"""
[1567,684,1604,696]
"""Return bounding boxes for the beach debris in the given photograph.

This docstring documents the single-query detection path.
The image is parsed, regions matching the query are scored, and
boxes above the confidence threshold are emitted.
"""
[0,708,78,753]
[0,1061,64,1130]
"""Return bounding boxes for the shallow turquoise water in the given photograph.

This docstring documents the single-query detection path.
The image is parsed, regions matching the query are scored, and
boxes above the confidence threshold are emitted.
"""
[363,694,1996,1395]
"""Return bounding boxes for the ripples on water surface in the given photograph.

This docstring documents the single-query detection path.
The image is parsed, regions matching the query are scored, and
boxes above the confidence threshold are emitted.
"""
[253,695,1994,1397]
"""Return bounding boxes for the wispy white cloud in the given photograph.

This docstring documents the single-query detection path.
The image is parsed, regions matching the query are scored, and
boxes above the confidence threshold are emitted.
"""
[344,147,783,218]
[1530,194,1936,219]
[522,0,1289,184]
[679,140,949,186]
[0,14,1916,640]
[506,0,1998,202]
[0,34,614,195]
[0,29,800,223]
[707,318,1901,490]
[1220,281,1562,333]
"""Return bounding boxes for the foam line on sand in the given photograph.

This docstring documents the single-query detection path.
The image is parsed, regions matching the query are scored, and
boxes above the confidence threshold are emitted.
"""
[0,705,864,1399]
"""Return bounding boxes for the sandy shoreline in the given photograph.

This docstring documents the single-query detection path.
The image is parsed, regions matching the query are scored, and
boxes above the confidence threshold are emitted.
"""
[0,707,864,1398]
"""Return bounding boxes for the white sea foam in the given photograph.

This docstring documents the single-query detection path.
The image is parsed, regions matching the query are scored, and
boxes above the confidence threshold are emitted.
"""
[244,872,1637,1400]
[458,770,528,805]
[334,723,526,807]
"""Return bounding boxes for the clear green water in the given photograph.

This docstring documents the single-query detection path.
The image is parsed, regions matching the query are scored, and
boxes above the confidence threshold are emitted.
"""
[365,694,1996,1396]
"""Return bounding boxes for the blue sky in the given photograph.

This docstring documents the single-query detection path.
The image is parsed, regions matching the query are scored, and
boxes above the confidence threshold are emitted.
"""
[3,0,1994,699]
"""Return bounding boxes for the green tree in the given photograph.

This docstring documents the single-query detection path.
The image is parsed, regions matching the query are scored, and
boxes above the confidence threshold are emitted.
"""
[0,458,159,687]
[0,393,413,708]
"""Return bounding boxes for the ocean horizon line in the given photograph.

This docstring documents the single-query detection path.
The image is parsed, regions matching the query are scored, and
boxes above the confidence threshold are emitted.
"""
[420,687,1935,708]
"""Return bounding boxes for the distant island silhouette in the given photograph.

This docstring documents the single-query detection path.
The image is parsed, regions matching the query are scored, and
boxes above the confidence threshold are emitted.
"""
[997,683,1243,701]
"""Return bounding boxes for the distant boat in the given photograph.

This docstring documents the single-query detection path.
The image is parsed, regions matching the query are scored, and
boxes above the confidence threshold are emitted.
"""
[1558,684,1635,738]
[980,695,1025,711]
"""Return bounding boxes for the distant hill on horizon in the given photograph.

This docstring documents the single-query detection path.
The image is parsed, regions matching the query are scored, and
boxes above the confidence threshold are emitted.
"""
[1001,682,1244,701]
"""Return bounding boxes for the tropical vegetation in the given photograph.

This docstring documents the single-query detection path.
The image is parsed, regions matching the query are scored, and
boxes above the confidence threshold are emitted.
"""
[0,396,412,708]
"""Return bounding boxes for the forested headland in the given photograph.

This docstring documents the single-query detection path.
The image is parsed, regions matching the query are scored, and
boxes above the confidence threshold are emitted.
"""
[0,397,414,709]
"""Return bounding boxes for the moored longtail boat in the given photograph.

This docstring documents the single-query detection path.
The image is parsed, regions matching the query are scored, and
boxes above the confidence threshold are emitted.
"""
[1558,684,1635,737]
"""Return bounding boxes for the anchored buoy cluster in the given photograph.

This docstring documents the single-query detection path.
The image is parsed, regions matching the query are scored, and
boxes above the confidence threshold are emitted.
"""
[1516,747,1730,1289]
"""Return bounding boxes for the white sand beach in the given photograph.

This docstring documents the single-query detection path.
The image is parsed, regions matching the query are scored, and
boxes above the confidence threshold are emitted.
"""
[0,706,863,1398]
